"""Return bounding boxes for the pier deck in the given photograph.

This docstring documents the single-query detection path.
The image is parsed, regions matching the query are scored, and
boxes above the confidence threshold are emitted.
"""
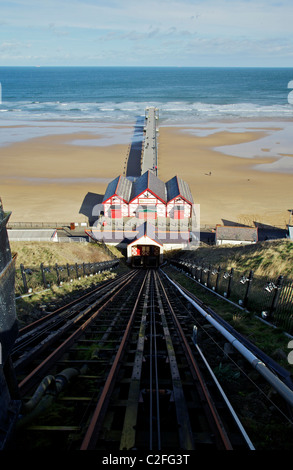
[141,107,159,176]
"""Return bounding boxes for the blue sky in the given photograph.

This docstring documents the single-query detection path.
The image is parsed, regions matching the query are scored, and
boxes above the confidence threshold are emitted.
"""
[1,0,293,66]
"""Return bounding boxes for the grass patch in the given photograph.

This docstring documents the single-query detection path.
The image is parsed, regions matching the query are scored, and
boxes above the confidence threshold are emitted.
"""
[11,241,113,267]
[178,239,293,279]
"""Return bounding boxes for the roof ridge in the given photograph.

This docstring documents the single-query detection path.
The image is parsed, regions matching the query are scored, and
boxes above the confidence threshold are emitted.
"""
[116,175,122,194]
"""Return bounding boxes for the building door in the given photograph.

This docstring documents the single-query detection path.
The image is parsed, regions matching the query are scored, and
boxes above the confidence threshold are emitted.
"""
[174,205,185,219]
[111,205,122,218]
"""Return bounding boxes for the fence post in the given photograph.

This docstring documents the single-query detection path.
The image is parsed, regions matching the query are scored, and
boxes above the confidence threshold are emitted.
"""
[55,263,60,285]
[199,266,203,283]
[243,270,254,308]
[195,266,200,282]
[227,268,234,298]
[40,263,46,288]
[270,275,284,318]
[67,263,70,278]
[191,264,196,279]
[207,265,211,288]
[215,266,221,292]
[75,263,79,278]
[82,262,86,277]
[20,264,28,293]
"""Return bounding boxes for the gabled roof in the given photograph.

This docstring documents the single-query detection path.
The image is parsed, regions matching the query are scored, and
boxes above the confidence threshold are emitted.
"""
[102,171,194,208]
[216,226,258,242]
[129,222,163,246]
[103,175,132,203]
[166,176,194,204]
[130,171,166,203]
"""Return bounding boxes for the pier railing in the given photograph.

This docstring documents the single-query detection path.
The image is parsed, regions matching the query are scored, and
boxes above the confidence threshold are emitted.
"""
[7,222,73,229]
[169,259,293,334]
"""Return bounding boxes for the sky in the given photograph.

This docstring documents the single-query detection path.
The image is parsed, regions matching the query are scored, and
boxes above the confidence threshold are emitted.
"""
[0,0,293,67]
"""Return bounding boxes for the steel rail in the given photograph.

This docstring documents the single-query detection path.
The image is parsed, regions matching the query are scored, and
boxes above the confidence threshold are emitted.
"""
[12,268,133,362]
[163,269,293,409]
[152,270,195,450]
[170,267,293,390]
[80,270,149,450]
[120,270,195,451]
[149,272,154,448]
[14,270,139,374]
[18,270,139,397]
[156,270,234,450]
[195,343,255,450]
[149,270,161,450]
[119,274,150,450]
[17,270,129,338]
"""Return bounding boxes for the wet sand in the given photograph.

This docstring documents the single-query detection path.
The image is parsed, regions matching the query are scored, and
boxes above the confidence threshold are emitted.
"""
[158,123,293,227]
[0,131,129,223]
[1,120,293,228]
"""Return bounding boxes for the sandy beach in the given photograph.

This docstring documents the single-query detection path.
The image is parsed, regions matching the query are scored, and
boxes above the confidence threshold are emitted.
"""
[158,122,293,227]
[1,120,293,228]
[0,127,130,224]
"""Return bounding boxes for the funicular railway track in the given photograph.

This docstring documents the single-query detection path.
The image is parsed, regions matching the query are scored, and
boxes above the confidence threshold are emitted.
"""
[11,268,255,451]
[12,270,136,379]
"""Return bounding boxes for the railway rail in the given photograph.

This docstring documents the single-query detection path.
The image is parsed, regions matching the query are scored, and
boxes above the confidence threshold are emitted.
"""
[13,270,137,378]
[9,267,293,451]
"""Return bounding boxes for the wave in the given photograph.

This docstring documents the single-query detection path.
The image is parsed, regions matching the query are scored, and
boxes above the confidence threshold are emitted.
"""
[0,99,292,124]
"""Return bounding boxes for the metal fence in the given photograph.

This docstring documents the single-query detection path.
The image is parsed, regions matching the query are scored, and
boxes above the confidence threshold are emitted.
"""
[7,222,73,229]
[170,259,293,335]
[15,259,119,297]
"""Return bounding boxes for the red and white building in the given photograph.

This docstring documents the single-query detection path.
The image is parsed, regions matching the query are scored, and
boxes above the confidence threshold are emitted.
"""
[127,222,163,267]
[166,176,194,219]
[99,170,196,265]
[102,170,194,221]
[128,171,166,220]
[102,175,132,219]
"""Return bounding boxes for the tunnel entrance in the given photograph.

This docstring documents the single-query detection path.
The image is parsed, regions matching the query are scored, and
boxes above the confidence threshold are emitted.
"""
[130,245,161,268]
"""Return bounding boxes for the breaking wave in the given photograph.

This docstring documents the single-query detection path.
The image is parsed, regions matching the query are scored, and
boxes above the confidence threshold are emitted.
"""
[0,100,292,124]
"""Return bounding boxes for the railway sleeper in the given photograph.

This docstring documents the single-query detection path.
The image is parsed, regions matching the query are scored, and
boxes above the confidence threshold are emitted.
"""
[10,269,258,451]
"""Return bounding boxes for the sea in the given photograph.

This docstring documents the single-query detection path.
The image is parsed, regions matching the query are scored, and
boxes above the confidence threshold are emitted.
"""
[1,66,293,123]
[0,66,293,156]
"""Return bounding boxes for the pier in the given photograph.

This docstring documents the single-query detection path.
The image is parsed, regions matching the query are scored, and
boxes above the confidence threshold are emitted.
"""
[141,107,159,175]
